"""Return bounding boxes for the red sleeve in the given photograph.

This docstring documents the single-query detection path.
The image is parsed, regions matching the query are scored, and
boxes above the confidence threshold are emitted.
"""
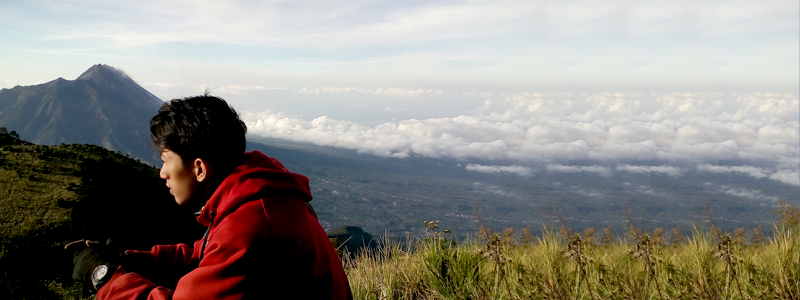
[148,242,201,267]
[123,242,200,268]
[98,213,260,300]
[96,266,175,300]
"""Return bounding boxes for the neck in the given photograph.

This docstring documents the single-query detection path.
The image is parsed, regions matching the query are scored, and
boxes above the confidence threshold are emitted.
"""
[200,168,233,203]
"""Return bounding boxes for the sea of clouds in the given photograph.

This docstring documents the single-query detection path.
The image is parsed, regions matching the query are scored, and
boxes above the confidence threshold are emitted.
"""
[241,92,799,186]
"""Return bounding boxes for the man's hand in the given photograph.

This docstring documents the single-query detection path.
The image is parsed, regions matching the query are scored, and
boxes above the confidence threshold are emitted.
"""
[64,239,103,250]
[66,239,122,295]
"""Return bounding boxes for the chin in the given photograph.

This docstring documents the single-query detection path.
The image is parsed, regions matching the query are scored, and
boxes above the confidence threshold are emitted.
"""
[175,195,198,206]
[173,196,187,205]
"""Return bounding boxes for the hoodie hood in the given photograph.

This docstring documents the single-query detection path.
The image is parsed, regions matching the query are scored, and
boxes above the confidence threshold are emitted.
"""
[197,150,312,226]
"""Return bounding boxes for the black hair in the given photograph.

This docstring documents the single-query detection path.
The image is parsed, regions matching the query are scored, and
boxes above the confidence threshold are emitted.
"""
[150,94,247,175]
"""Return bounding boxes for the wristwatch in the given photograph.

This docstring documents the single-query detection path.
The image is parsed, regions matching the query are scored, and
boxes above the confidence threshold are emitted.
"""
[91,264,118,292]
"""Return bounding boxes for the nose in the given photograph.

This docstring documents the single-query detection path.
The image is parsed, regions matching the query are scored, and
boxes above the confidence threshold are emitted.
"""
[159,165,167,180]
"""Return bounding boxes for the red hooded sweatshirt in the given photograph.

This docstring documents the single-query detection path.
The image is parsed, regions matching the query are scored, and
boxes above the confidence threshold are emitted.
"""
[97,151,352,300]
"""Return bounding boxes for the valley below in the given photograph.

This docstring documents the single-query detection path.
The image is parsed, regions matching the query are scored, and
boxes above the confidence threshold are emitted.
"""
[247,137,796,239]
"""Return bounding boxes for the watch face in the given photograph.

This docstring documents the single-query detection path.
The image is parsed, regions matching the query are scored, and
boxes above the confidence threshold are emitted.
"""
[92,265,108,280]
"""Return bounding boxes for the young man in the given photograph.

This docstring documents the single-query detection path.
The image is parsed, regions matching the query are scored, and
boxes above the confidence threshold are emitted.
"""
[68,95,352,299]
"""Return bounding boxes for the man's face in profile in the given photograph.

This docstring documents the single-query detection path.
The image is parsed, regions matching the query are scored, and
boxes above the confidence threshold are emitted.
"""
[159,149,201,205]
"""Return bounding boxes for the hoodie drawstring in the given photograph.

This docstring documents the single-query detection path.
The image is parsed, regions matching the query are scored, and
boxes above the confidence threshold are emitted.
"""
[200,211,215,260]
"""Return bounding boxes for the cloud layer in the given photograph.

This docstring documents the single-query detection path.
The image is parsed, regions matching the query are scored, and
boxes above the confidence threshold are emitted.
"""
[466,164,532,177]
[242,92,799,185]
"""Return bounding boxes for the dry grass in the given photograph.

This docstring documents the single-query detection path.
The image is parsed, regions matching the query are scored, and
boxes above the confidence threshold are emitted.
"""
[346,216,799,300]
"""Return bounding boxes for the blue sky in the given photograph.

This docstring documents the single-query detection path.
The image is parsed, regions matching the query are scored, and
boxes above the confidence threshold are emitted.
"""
[1,1,798,188]
[2,0,797,101]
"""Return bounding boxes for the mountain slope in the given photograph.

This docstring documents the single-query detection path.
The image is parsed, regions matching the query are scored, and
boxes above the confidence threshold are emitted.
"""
[0,64,164,164]
[0,138,204,299]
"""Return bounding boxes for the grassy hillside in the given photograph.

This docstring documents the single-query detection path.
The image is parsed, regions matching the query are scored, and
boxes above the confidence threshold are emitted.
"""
[0,134,204,299]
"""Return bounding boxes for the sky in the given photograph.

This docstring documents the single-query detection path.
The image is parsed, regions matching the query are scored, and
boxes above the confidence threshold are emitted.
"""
[1,0,798,187]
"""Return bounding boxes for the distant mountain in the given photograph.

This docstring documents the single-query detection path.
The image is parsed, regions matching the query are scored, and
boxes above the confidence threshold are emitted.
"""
[0,64,164,164]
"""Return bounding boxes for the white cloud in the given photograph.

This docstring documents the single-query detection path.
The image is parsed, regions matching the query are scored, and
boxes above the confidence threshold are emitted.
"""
[141,81,179,88]
[373,88,443,97]
[616,165,683,177]
[718,186,779,202]
[769,170,800,186]
[632,185,670,198]
[465,164,531,177]
[217,85,284,94]
[2,79,19,88]
[697,164,768,178]
[486,185,515,197]
[729,166,768,179]
[696,164,797,185]
[296,87,363,95]
[242,92,799,185]
[295,87,445,98]
[471,182,518,197]
[2,79,49,88]
[546,164,613,177]
[572,187,605,198]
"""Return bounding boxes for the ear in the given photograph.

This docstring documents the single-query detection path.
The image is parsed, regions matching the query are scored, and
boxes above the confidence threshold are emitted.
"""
[192,158,214,182]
